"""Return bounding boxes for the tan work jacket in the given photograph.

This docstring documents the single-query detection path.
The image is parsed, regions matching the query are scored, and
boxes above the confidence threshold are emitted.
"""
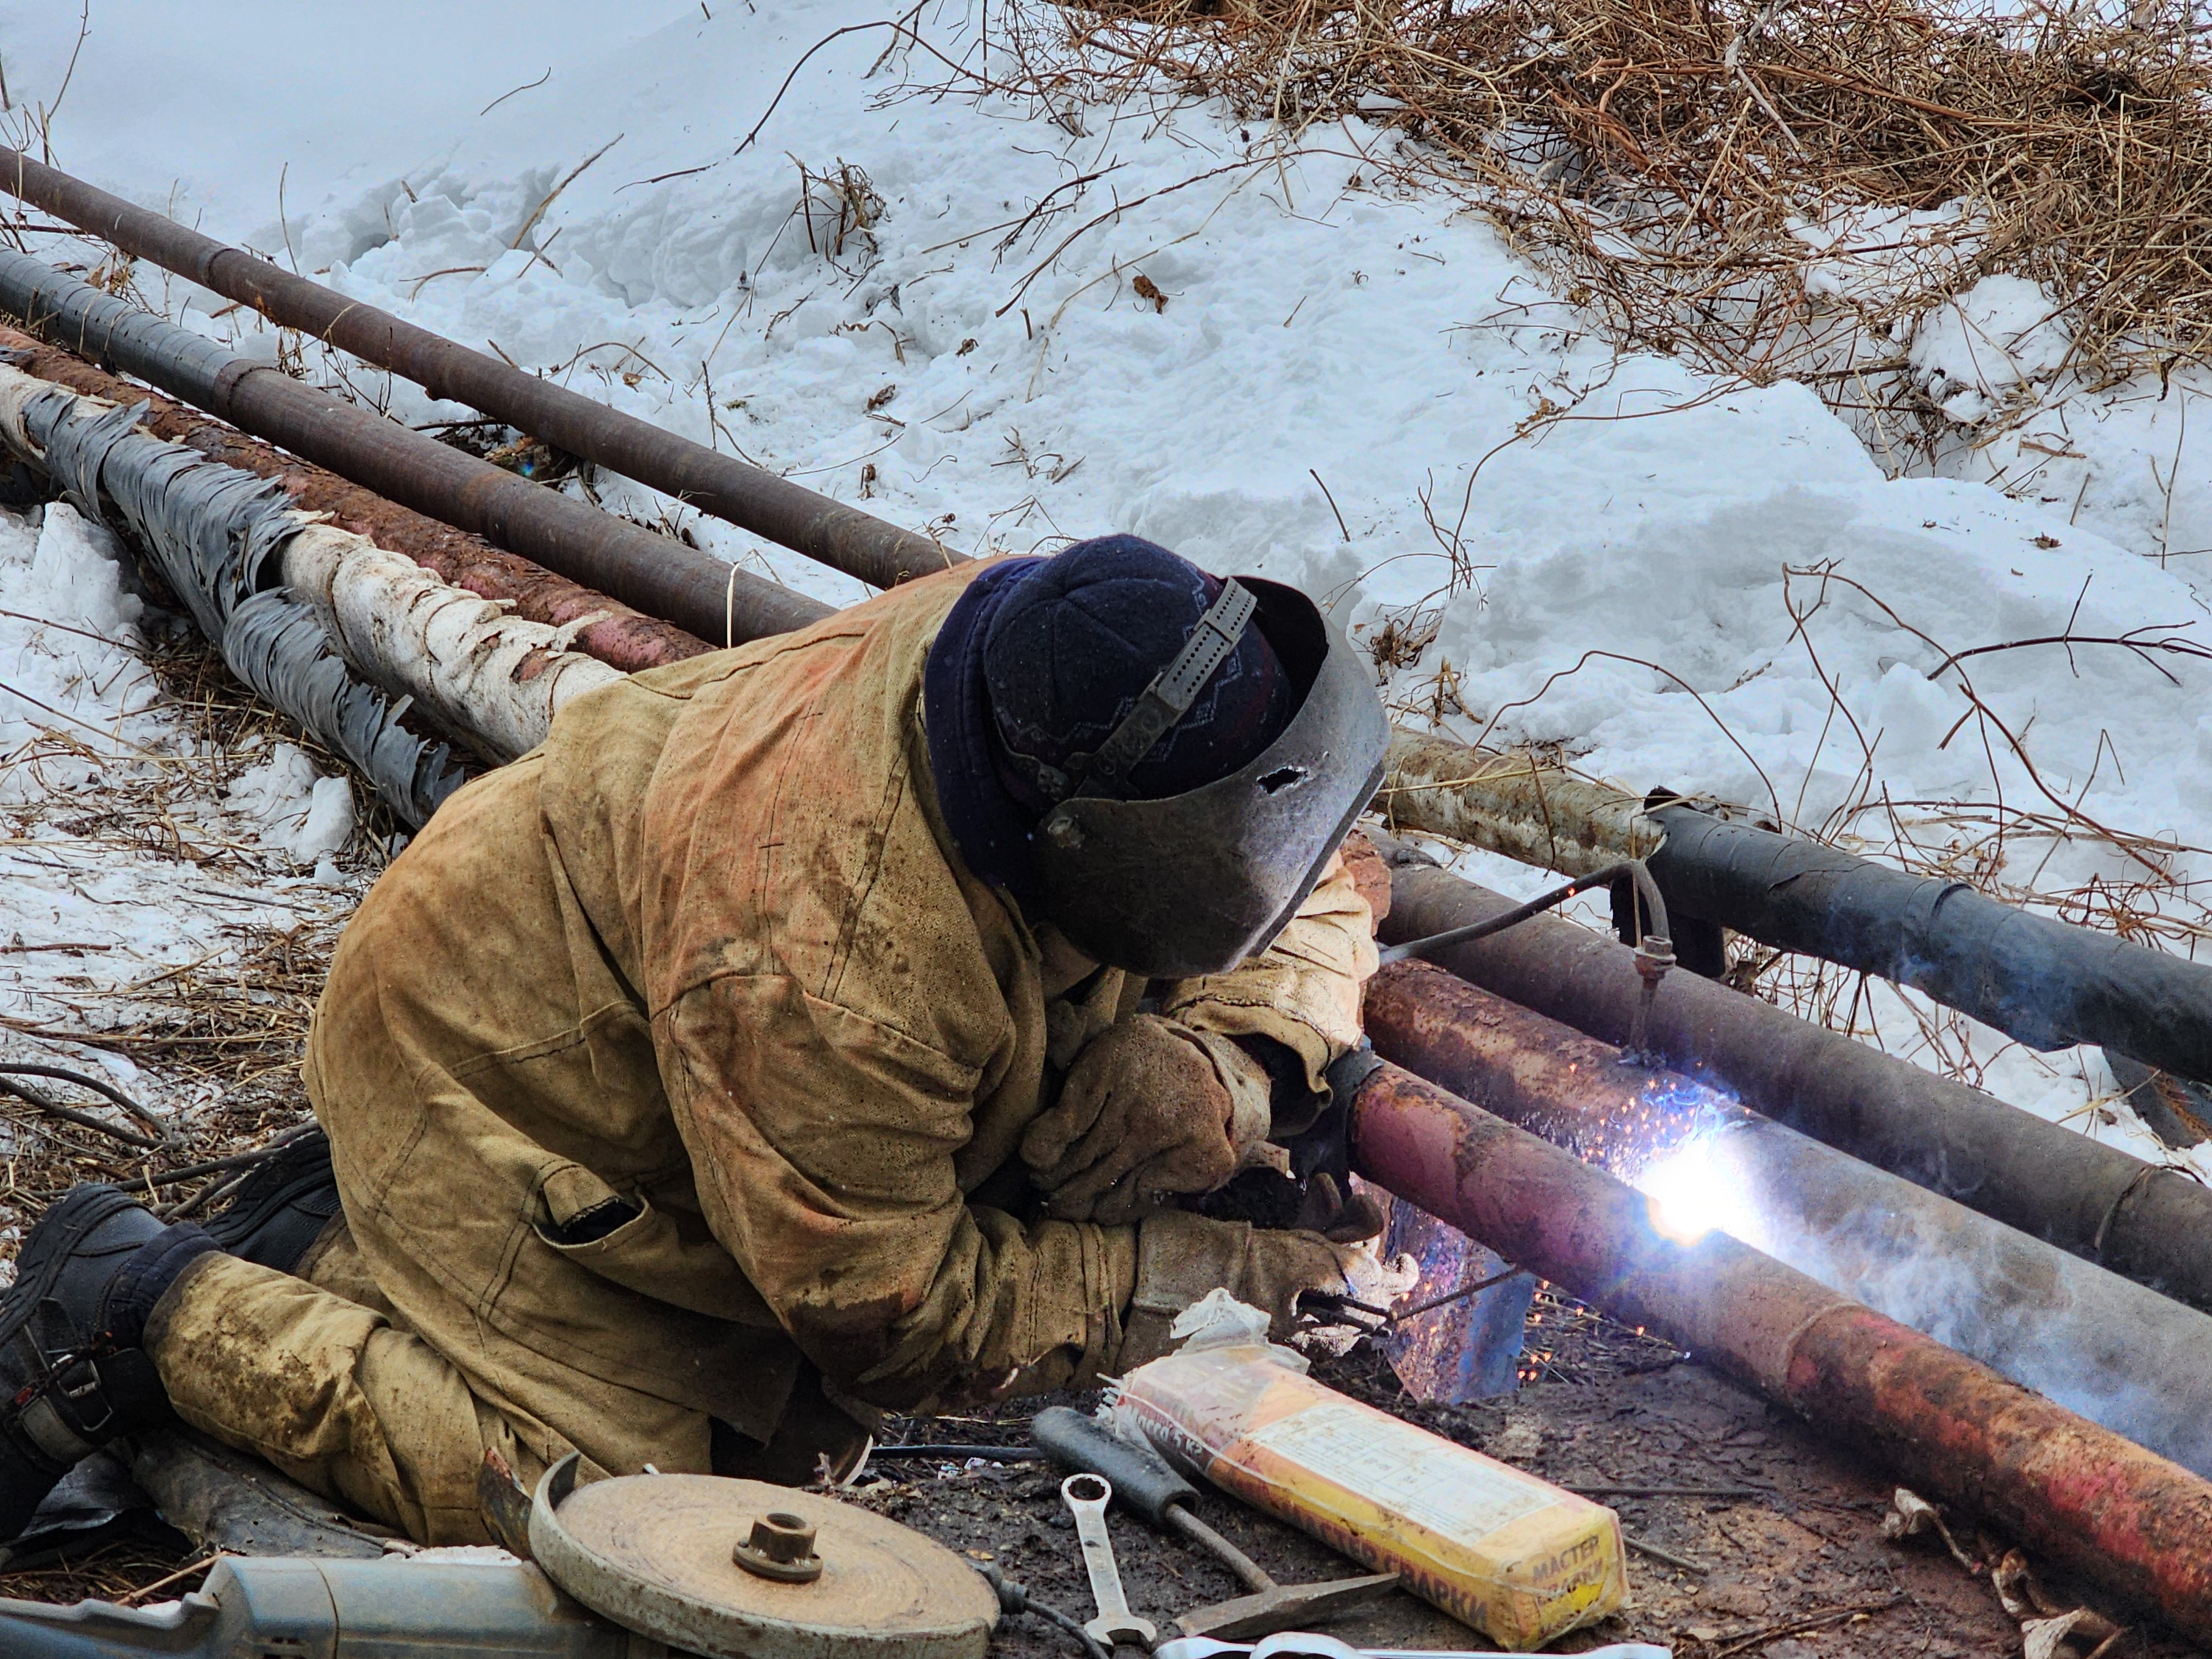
[304,564,1374,1454]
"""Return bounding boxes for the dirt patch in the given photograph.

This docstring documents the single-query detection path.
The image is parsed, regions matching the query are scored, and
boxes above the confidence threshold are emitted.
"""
[862,1308,2198,1659]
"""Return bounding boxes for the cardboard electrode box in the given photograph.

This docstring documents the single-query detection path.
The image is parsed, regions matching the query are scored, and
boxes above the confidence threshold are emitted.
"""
[1113,1344,1627,1651]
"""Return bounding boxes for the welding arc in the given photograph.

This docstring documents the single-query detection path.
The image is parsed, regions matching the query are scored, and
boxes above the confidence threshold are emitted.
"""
[0,148,957,595]
[1364,961,2212,1483]
[1377,860,1667,966]
[1342,1053,2212,1643]
[1373,839,2212,1316]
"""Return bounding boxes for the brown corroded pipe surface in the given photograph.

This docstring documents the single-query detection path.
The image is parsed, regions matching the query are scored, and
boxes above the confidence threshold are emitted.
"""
[1347,1056,2212,1641]
[1373,844,2212,1314]
[1363,959,2212,1481]
[0,247,833,647]
[1,148,958,593]
[0,325,713,674]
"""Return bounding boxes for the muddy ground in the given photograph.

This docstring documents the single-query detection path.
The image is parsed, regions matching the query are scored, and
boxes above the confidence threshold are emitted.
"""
[860,1296,2200,1659]
[0,1272,2195,1658]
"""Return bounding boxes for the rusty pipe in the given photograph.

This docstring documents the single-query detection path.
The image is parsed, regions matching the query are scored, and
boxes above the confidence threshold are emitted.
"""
[0,323,714,674]
[1370,839,2212,1314]
[1344,1053,2212,1642]
[0,148,958,593]
[0,248,831,648]
[1363,959,2212,1482]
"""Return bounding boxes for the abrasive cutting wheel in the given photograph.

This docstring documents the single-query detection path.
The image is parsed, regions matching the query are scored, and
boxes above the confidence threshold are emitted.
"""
[528,1452,999,1659]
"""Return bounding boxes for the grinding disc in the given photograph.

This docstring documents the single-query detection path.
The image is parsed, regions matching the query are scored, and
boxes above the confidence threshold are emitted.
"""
[528,1453,999,1659]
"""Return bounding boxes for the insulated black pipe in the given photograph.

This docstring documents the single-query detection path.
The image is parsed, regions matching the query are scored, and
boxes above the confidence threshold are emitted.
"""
[0,148,959,593]
[0,249,832,646]
[1370,835,2212,1314]
[1647,803,2212,1084]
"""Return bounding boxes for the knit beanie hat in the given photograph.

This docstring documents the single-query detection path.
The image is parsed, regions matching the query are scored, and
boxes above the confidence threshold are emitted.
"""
[981,534,1293,813]
[922,536,1297,903]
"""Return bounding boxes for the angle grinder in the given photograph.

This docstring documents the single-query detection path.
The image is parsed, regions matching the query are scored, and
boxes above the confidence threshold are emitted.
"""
[0,1451,1000,1659]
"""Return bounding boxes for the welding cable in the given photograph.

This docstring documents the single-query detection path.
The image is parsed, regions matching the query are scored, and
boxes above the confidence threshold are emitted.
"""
[1375,859,1669,966]
[1377,860,1676,1061]
[973,1563,1113,1659]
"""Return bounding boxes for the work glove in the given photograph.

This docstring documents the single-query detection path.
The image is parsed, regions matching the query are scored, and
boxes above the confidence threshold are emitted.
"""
[1023,1015,1277,1226]
[1114,1210,1364,1372]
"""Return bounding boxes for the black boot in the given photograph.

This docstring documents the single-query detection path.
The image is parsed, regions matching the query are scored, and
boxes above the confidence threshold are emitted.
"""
[204,1126,339,1274]
[0,1185,219,1540]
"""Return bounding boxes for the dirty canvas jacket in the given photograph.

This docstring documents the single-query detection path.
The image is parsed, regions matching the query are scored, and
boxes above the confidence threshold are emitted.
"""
[303,562,1375,1462]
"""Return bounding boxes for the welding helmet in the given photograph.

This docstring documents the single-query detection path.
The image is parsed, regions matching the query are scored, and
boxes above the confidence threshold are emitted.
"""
[1033,576,1384,975]
[926,542,1389,977]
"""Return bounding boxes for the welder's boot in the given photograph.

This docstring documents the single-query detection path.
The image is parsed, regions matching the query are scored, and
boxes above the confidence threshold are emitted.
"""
[204,1127,340,1275]
[0,1185,220,1539]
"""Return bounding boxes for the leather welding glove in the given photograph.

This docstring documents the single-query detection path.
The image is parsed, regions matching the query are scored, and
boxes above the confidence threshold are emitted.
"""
[1115,1209,1359,1372]
[1024,1015,1277,1226]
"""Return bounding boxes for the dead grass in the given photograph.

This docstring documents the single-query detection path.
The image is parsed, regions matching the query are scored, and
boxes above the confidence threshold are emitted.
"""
[955,0,2212,445]
[0,619,387,1251]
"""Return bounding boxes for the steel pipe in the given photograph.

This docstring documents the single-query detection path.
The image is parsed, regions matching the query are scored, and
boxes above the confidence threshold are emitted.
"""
[1371,842,2212,1313]
[0,324,713,674]
[1644,801,2212,1080]
[1379,728,2212,1086]
[1363,961,2212,1480]
[0,148,958,593]
[1344,1054,2212,1642]
[1380,729,1661,878]
[0,249,831,648]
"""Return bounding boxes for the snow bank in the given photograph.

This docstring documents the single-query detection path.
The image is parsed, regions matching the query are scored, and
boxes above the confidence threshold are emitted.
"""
[10,2,2210,1162]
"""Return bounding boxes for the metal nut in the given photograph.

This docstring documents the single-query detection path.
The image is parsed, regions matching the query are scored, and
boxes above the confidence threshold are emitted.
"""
[734,1510,824,1583]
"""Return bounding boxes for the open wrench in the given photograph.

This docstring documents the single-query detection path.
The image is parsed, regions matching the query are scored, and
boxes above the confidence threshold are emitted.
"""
[1063,1472,1157,1652]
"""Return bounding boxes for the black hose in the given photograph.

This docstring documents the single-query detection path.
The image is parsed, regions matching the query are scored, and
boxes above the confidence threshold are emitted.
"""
[1378,859,1668,966]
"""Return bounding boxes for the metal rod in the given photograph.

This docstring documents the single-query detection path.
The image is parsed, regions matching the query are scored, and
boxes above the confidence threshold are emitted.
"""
[0,147,959,594]
[1363,960,2212,1481]
[1370,839,2212,1314]
[0,248,832,649]
[1162,1506,1275,1596]
[0,324,713,674]
[1343,1054,2212,1643]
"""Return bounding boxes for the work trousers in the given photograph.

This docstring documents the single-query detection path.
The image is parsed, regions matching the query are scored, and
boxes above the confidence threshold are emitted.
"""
[142,1222,863,1545]
[143,1224,604,1543]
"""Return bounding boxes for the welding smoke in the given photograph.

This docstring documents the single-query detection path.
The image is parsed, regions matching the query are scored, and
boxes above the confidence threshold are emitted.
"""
[1627,1101,2212,1477]
[1364,962,2212,1479]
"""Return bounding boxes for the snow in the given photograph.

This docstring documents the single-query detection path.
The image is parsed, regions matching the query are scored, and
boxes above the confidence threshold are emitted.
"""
[2,1,2208,1176]
[226,743,356,862]
[0,500,361,1138]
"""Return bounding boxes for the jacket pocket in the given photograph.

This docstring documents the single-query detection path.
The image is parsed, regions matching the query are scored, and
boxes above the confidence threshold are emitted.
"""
[529,1160,770,1326]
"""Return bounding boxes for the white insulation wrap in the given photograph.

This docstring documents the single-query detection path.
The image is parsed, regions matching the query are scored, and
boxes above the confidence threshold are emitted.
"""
[278,526,620,763]
[0,361,622,813]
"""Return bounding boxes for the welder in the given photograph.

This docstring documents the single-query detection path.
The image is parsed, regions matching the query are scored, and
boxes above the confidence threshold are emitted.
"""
[0,535,1392,1545]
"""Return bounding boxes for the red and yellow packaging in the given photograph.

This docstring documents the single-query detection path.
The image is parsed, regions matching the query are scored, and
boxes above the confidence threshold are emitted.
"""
[1112,1344,1626,1650]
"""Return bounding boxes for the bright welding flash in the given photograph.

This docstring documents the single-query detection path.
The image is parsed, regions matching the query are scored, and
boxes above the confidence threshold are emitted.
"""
[1634,1132,1729,1245]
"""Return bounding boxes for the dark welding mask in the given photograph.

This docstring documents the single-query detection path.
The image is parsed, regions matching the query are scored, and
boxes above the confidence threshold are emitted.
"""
[1028,576,1388,978]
